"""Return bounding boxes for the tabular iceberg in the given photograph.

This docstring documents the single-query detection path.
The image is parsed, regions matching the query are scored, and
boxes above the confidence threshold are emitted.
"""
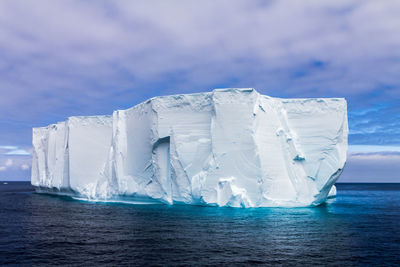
[31,88,347,207]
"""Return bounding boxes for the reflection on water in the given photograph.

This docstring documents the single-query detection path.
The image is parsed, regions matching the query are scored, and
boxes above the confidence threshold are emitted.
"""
[0,182,399,265]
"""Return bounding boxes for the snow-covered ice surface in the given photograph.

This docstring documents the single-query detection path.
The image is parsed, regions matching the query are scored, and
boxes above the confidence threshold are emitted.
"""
[31,88,348,207]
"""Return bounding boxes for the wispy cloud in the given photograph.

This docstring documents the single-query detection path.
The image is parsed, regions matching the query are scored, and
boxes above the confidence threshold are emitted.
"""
[5,149,30,156]
[0,145,30,156]
[349,145,400,153]
[0,146,18,150]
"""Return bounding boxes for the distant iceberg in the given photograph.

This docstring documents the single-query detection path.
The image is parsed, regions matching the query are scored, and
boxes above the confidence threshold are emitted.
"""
[31,88,347,207]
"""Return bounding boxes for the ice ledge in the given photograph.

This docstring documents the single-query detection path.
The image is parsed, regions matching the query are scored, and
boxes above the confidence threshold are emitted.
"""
[213,88,254,92]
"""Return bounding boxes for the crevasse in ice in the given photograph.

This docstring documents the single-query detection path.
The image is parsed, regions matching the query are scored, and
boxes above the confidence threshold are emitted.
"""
[31,88,347,207]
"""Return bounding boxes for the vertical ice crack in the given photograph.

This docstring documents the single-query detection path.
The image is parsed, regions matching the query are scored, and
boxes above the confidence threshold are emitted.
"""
[275,100,311,204]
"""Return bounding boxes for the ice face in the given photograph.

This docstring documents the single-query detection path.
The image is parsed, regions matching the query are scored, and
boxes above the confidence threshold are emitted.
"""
[31,88,348,207]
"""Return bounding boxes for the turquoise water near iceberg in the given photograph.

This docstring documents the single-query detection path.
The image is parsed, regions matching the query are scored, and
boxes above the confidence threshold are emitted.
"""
[0,182,399,265]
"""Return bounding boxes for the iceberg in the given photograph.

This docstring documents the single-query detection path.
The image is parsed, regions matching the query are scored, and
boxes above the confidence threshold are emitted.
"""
[31,88,348,207]
[327,185,337,199]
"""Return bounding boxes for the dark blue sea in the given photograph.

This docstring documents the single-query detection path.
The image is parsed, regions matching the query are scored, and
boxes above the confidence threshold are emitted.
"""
[0,182,399,266]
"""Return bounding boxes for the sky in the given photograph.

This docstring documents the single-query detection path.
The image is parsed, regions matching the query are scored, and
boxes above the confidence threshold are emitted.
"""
[0,0,399,182]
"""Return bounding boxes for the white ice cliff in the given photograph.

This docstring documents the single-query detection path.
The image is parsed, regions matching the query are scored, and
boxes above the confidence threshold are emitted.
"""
[31,88,348,207]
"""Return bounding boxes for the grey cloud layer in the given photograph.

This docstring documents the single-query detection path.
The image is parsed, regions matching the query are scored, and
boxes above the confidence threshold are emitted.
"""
[0,0,399,180]
[341,151,400,182]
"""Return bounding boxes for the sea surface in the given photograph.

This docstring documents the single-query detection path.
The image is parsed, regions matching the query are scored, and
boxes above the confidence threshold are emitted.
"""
[0,182,399,266]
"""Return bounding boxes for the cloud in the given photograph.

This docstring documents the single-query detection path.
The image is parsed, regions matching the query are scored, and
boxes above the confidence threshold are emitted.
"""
[349,152,400,161]
[21,164,29,170]
[0,146,18,150]
[349,145,400,153]
[0,0,399,180]
[0,0,399,146]
[340,149,400,182]
[0,155,31,181]
[0,145,31,156]
[5,149,30,155]
[5,159,12,166]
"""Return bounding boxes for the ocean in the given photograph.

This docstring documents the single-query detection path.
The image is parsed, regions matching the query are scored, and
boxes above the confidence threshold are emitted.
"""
[0,182,399,266]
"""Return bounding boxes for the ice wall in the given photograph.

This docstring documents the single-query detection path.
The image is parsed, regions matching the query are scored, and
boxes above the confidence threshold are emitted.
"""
[32,88,348,207]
